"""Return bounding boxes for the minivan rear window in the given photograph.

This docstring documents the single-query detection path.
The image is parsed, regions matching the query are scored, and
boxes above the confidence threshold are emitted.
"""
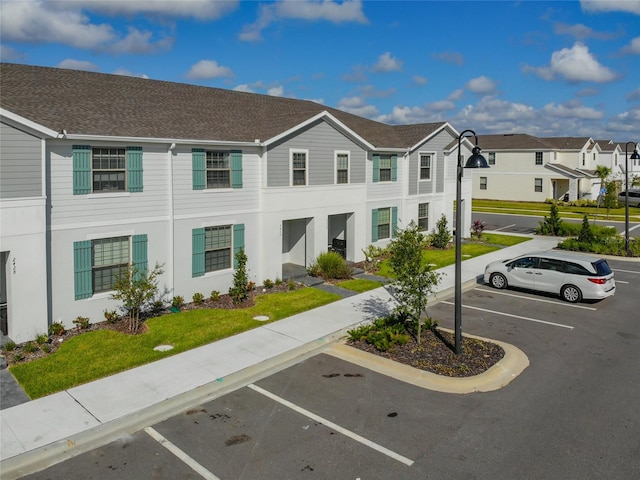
[592,260,612,276]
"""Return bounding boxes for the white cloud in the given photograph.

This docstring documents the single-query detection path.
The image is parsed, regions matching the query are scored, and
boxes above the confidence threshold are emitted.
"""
[542,101,604,120]
[108,27,174,54]
[267,85,285,97]
[627,87,640,101]
[621,37,640,54]
[372,52,403,72]
[55,0,239,20]
[233,84,255,93]
[56,59,99,71]
[581,0,640,15]
[413,75,428,85]
[185,60,233,80]
[448,89,464,101]
[336,96,379,118]
[240,0,368,42]
[432,51,464,66]
[466,76,498,95]
[0,44,25,61]
[113,68,149,79]
[523,42,616,83]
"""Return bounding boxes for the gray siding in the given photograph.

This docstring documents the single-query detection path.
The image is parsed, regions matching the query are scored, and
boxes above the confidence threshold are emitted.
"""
[408,129,453,195]
[0,122,42,198]
[267,120,366,187]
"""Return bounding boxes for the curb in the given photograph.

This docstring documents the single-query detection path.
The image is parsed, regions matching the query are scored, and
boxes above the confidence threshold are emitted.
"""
[326,330,529,394]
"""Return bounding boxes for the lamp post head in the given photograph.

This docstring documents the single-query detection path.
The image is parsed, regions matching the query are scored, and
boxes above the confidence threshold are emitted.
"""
[464,146,490,168]
[630,150,640,160]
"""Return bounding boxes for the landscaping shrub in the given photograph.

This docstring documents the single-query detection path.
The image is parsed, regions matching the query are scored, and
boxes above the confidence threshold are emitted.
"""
[192,292,204,305]
[49,322,65,336]
[430,214,451,249]
[470,220,486,240]
[104,309,119,324]
[73,316,91,330]
[347,315,411,352]
[35,333,48,345]
[23,342,38,354]
[537,202,564,236]
[263,279,274,290]
[171,296,185,309]
[307,251,353,279]
[2,340,16,352]
[229,248,249,304]
[210,290,220,301]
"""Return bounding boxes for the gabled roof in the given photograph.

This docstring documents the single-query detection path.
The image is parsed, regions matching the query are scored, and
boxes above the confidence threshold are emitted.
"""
[474,134,552,150]
[0,63,446,149]
[545,163,586,179]
[541,137,592,150]
[595,140,617,152]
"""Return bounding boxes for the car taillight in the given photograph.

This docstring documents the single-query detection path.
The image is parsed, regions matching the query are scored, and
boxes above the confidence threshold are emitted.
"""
[588,277,607,284]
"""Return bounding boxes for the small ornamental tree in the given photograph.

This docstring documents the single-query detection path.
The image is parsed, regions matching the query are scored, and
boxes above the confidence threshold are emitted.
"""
[602,180,618,218]
[578,214,595,243]
[538,202,564,236]
[388,221,441,343]
[431,214,452,249]
[229,248,249,304]
[111,263,164,333]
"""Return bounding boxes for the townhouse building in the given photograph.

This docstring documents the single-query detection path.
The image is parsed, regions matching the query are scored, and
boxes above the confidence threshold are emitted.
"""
[0,63,478,343]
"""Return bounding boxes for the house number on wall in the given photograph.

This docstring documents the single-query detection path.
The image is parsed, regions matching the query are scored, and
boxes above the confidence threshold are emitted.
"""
[12,257,16,274]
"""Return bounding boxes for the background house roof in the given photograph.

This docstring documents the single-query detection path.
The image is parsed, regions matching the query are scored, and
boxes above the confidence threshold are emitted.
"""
[474,134,552,150]
[0,63,445,149]
[541,137,592,150]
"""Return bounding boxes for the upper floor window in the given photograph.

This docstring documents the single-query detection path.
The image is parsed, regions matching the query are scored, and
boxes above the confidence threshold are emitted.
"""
[373,154,397,182]
[535,152,543,165]
[582,153,586,166]
[192,148,243,190]
[420,154,432,180]
[336,152,349,184]
[73,145,143,195]
[488,152,496,165]
[292,150,307,186]
[206,151,230,188]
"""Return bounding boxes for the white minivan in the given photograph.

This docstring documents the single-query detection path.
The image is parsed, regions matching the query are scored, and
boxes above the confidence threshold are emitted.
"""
[484,250,615,302]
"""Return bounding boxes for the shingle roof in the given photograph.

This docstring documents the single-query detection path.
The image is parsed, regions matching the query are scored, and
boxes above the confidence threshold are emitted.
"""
[540,137,591,150]
[474,134,552,150]
[0,63,445,149]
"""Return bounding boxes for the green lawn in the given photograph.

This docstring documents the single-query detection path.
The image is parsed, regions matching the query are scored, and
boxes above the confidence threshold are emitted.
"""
[10,288,340,399]
[478,233,531,247]
[336,278,384,292]
[473,199,640,222]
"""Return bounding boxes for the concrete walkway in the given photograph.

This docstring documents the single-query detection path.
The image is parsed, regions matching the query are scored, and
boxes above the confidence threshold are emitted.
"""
[0,234,560,478]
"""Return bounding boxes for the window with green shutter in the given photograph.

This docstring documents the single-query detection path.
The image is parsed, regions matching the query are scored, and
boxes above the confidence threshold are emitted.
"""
[127,147,143,192]
[231,150,243,188]
[132,234,148,279]
[371,209,379,242]
[72,145,92,195]
[372,207,395,241]
[73,145,144,194]
[192,149,206,190]
[74,240,93,299]
[372,154,380,183]
[192,228,205,277]
[233,224,245,268]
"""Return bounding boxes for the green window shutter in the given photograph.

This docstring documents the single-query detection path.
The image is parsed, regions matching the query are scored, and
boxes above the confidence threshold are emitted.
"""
[372,154,380,183]
[74,240,93,299]
[233,224,245,268]
[391,207,398,238]
[192,148,205,190]
[371,209,379,242]
[132,234,148,280]
[72,145,91,195]
[391,154,398,182]
[127,147,143,192]
[192,228,205,277]
[230,150,243,189]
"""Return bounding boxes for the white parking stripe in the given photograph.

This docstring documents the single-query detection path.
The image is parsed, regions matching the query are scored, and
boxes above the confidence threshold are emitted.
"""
[248,384,415,467]
[613,268,640,274]
[441,301,574,329]
[616,280,629,284]
[145,427,221,480]
[493,223,516,231]
[474,287,597,310]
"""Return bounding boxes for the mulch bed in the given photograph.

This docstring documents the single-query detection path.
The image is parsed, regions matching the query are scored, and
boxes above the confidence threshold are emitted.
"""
[347,328,505,377]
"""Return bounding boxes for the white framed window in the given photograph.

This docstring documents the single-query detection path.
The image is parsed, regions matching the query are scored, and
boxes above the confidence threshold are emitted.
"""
[291,150,308,186]
[488,152,496,165]
[92,236,129,293]
[379,154,392,182]
[92,147,126,192]
[205,225,232,272]
[418,203,429,231]
[480,176,487,190]
[582,153,586,166]
[335,151,349,184]
[419,153,433,180]
[534,178,543,193]
[535,152,543,165]
[377,207,391,239]
[206,151,230,188]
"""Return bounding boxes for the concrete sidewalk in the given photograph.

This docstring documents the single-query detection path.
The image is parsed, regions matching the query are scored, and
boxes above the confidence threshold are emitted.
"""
[0,235,559,478]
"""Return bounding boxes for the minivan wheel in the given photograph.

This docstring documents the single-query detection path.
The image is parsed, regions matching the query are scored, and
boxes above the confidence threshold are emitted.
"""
[490,273,507,289]
[561,284,582,303]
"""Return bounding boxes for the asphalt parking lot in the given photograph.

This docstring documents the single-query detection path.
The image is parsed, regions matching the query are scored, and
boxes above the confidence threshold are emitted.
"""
[22,260,640,480]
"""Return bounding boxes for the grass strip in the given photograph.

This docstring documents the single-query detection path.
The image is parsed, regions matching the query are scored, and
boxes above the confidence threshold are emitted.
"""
[336,278,383,293]
[11,288,340,399]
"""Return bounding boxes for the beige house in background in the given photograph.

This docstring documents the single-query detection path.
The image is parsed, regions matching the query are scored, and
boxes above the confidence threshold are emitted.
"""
[472,134,611,202]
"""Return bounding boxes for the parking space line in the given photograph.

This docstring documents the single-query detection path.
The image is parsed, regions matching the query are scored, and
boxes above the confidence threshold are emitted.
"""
[474,287,597,310]
[616,280,629,284]
[613,268,640,274]
[145,427,221,480]
[441,301,574,329]
[493,223,516,231]
[247,384,415,467]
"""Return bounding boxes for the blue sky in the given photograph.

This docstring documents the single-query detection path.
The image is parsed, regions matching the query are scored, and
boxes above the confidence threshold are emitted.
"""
[1,0,639,141]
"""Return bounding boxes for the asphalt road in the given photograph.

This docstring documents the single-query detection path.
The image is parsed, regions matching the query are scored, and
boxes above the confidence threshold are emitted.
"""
[473,211,640,238]
[22,259,640,480]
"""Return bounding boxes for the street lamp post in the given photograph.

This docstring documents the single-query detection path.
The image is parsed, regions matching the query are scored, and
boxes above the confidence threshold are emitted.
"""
[455,130,489,354]
[624,142,640,256]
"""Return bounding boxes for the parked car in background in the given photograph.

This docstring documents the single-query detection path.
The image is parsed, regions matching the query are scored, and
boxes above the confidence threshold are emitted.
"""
[484,250,615,302]
[618,189,640,207]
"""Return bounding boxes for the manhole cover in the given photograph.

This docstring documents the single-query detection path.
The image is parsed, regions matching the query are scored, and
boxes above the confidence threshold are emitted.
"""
[154,345,174,352]
[253,315,270,322]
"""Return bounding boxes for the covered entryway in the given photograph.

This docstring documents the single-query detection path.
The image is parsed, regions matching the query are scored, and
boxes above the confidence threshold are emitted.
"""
[327,213,354,260]
[282,217,314,277]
